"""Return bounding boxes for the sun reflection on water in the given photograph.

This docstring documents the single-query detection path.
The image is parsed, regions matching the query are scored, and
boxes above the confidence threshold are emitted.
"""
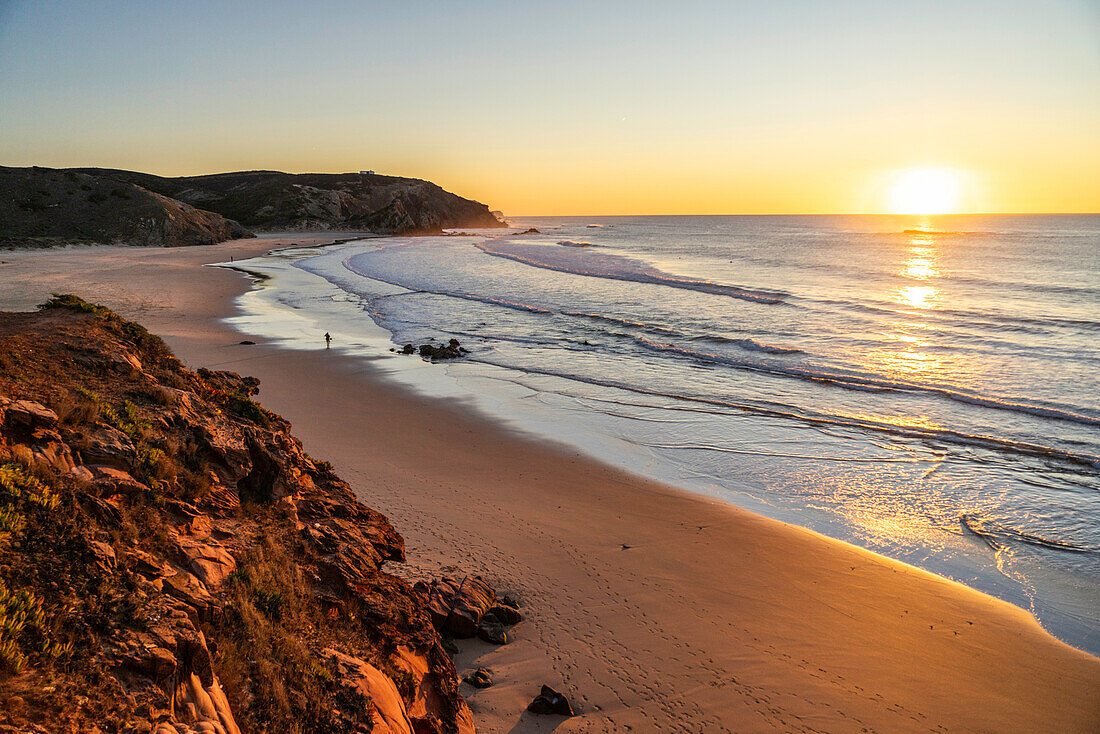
[866,230,950,379]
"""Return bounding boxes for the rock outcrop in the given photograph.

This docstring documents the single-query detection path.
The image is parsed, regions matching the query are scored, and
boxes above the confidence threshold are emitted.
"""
[0,296,474,733]
[527,685,575,717]
[414,576,522,646]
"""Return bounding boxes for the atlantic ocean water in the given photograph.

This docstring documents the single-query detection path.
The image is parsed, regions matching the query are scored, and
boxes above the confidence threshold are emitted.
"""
[220,215,1100,654]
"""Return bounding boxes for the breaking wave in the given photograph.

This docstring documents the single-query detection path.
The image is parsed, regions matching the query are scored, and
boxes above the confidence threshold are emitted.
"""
[476,241,787,305]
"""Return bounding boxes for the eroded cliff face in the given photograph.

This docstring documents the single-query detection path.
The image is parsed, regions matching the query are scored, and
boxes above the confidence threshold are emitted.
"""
[0,297,474,734]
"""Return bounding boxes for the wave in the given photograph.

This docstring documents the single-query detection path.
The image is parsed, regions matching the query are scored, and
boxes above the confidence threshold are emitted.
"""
[688,335,803,354]
[340,254,554,315]
[960,514,1096,554]
[900,229,992,236]
[476,241,787,305]
[644,441,936,463]
[805,296,1100,335]
[632,337,1100,428]
[465,354,1100,470]
[561,310,679,335]
[558,311,804,355]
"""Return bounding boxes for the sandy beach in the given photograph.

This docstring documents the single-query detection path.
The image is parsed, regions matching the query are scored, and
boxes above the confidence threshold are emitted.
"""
[1,238,1097,733]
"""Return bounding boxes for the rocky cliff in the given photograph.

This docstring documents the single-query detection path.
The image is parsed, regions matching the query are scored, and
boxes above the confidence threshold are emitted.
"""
[0,297,475,733]
[72,169,506,234]
[0,167,253,249]
[0,166,505,248]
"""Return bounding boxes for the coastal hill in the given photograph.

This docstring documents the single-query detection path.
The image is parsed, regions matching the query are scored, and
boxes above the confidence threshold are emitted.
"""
[0,166,252,249]
[0,166,506,248]
[76,169,507,234]
[0,297,483,733]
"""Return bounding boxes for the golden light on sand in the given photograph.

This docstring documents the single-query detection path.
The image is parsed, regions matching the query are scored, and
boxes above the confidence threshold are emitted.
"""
[888,168,961,215]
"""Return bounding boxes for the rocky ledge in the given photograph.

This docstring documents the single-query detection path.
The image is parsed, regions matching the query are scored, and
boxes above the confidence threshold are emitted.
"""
[0,296,475,733]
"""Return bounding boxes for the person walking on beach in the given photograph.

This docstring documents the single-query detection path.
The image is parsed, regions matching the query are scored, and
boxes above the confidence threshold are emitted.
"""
[324,332,331,349]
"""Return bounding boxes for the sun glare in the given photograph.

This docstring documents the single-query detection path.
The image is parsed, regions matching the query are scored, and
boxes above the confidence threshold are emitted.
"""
[888,168,961,215]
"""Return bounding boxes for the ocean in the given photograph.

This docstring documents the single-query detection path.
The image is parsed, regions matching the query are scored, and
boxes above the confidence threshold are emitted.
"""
[220,214,1100,654]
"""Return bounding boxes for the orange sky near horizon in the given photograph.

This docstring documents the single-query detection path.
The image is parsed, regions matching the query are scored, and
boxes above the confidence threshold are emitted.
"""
[1,1,1097,215]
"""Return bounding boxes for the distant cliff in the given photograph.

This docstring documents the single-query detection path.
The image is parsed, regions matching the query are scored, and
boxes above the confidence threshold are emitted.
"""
[0,166,506,248]
[75,168,506,234]
[0,166,253,249]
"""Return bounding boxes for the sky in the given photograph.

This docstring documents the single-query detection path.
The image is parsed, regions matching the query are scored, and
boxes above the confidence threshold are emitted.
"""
[0,0,1097,215]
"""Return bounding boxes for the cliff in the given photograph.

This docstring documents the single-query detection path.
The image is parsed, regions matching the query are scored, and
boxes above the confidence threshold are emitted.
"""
[71,169,506,234]
[0,297,476,733]
[0,167,253,249]
[0,166,505,249]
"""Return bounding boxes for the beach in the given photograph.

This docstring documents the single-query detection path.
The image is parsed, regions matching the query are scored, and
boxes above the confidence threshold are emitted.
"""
[1,237,1097,733]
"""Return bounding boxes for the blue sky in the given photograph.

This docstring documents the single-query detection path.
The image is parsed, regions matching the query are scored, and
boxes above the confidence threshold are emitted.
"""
[1,0,1097,213]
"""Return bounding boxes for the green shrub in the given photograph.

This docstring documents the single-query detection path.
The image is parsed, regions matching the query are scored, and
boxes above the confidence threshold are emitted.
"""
[253,589,284,621]
[0,578,72,673]
[0,506,25,545]
[0,463,60,511]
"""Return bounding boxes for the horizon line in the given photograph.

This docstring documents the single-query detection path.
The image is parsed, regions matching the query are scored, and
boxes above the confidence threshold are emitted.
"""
[503,212,1100,218]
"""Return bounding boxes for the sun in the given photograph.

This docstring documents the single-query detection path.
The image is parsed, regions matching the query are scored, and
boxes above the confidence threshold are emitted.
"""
[888,168,961,215]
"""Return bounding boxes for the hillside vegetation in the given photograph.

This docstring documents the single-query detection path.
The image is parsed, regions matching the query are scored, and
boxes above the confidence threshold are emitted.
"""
[1,166,505,249]
[0,297,476,733]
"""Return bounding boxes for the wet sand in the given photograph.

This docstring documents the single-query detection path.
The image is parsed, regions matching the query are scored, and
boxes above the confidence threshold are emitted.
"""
[1,237,1097,733]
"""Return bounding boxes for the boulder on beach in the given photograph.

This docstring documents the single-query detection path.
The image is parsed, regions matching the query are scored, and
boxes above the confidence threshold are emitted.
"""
[527,685,575,716]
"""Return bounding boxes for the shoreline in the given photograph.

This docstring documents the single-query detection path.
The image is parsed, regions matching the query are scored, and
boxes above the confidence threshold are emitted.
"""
[1,238,1098,732]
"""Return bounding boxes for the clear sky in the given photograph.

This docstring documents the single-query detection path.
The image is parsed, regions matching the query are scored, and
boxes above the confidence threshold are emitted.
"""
[1,0,1097,214]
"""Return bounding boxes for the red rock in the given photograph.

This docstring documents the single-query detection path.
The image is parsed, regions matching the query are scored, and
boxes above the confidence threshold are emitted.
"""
[88,540,116,573]
[0,398,58,432]
[163,570,216,616]
[446,576,496,638]
[325,648,416,734]
[90,465,149,494]
[176,535,237,590]
[80,425,137,469]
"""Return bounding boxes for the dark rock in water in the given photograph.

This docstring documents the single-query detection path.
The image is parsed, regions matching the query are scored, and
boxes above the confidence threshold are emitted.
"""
[517,228,539,234]
[238,340,255,345]
[448,338,460,349]
[463,667,493,688]
[416,342,464,361]
[401,343,416,354]
[528,685,575,716]
[489,602,523,626]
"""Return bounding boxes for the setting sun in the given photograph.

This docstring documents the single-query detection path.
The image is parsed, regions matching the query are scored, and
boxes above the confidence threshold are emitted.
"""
[889,168,962,215]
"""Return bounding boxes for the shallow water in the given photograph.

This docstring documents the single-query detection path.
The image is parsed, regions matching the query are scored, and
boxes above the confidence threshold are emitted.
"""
[219,215,1100,654]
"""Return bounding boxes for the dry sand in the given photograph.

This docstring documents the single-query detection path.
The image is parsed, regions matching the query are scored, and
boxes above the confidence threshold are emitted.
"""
[1,237,1097,733]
